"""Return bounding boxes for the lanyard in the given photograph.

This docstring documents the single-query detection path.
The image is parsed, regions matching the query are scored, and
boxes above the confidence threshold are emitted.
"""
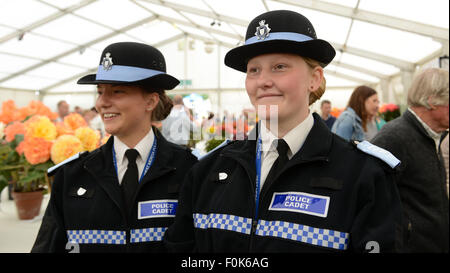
[254,136,263,219]
[112,138,157,184]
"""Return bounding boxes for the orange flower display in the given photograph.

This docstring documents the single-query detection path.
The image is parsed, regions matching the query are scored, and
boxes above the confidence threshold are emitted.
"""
[4,121,26,142]
[55,121,74,136]
[330,107,344,118]
[64,113,87,131]
[0,100,22,124]
[24,115,57,141]
[22,137,52,165]
[50,135,84,164]
[75,127,100,152]
[100,134,111,146]
[19,100,58,121]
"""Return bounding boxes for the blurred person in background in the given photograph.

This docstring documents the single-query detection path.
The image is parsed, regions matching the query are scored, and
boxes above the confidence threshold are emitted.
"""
[161,95,199,148]
[372,68,449,252]
[331,85,380,142]
[56,100,69,122]
[320,99,336,130]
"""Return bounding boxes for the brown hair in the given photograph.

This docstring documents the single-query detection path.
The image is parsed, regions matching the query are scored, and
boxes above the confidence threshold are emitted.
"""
[152,92,173,121]
[136,84,173,122]
[304,57,326,105]
[347,85,377,131]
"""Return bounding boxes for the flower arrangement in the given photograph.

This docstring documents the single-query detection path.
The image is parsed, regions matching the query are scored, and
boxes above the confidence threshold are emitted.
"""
[204,112,255,152]
[0,100,102,194]
[379,103,401,122]
[330,107,344,118]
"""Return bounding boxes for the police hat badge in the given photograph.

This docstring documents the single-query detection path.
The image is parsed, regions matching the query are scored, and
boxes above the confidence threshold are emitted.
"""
[255,20,271,40]
[102,52,113,71]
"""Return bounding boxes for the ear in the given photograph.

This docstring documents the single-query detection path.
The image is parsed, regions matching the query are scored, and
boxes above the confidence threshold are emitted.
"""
[427,96,437,110]
[309,66,324,92]
[144,92,160,112]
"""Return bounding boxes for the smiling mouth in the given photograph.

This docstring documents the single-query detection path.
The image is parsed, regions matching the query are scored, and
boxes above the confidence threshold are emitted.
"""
[102,113,120,121]
[257,94,283,100]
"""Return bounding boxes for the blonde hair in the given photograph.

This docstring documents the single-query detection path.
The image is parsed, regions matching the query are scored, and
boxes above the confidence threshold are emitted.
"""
[407,68,449,109]
[304,57,326,105]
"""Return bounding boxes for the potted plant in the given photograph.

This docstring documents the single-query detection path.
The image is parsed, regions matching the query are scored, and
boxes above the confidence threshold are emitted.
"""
[0,100,101,220]
[379,103,401,122]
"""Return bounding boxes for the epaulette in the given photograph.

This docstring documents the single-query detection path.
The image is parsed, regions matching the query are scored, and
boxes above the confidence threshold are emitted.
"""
[47,151,89,176]
[198,139,232,160]
[353,140,400,169]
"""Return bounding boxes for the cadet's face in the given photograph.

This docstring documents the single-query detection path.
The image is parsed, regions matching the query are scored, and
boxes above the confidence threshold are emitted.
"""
[95,84,153,138]
[245,53,321,126]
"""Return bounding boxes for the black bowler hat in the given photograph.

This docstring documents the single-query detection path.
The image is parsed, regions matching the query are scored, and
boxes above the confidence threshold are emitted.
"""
[225,10,336,72]
[77,42,179,90]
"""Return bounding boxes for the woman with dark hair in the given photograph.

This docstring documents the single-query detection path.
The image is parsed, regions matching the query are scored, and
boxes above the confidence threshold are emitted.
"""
[332,85,380,141]
[31,42,198,253]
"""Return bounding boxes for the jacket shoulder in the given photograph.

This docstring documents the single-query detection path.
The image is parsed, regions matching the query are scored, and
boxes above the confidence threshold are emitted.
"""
[47,151,90,176]
[330,134,400,170]
[198,139,234,161]
[353,140,401,169]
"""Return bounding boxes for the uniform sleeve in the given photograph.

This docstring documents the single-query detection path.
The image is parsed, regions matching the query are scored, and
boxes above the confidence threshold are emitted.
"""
[163,169,196,252]
[349,159,402,253]
[30,169,67,253]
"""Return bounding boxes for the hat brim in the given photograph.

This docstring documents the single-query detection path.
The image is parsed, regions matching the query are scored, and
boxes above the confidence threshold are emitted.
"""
[224,39,336,72]
[77,73,180,90]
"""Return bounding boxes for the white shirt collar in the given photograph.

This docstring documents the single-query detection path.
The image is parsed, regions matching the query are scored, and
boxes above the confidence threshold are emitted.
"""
[114,129,155,166]
[408,108,442,152]
[260,113,314,159]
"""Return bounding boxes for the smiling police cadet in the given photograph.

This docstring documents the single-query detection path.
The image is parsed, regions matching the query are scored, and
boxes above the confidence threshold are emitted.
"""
[31,42,198,253]
[163,10,402,253]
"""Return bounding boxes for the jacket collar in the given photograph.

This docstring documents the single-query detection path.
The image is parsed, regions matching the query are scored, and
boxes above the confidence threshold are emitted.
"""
[346,107,361,122]
[220,112,332,169]
[403,109,438,142]
[83,127,176,213]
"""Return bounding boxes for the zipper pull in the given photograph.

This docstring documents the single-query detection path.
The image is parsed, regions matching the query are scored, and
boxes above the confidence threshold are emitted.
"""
[251,219,258,234]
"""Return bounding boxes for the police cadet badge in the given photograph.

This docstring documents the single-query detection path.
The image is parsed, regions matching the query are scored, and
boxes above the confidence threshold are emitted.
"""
[102,52,113,71]
[255,20,270,40]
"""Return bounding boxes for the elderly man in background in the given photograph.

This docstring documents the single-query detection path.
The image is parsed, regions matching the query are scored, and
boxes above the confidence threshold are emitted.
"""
[372,68,449,253]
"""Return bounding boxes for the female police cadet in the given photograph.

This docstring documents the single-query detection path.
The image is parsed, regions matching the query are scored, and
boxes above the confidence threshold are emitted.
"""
[31,42,198,253]
[163,10,402,253]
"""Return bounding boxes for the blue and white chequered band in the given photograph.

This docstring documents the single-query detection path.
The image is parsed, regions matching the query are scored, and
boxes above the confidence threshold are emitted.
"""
[130,227,167,243]
[193,213,252,235]
[256,219,349,250]
[67,230,126,245]
[193,213,349,250]
[67,228,168,244]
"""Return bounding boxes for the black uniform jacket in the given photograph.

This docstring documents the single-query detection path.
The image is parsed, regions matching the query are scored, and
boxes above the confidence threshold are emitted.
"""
[32,128,198,253]
[164,113,402,253]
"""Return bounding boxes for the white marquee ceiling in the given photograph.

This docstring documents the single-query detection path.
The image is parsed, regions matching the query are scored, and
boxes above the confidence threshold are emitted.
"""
[0,0,448,95]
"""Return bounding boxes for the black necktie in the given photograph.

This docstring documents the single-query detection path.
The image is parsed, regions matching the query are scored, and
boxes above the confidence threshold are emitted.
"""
[121,149,139,211]
[264,139,289,187]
